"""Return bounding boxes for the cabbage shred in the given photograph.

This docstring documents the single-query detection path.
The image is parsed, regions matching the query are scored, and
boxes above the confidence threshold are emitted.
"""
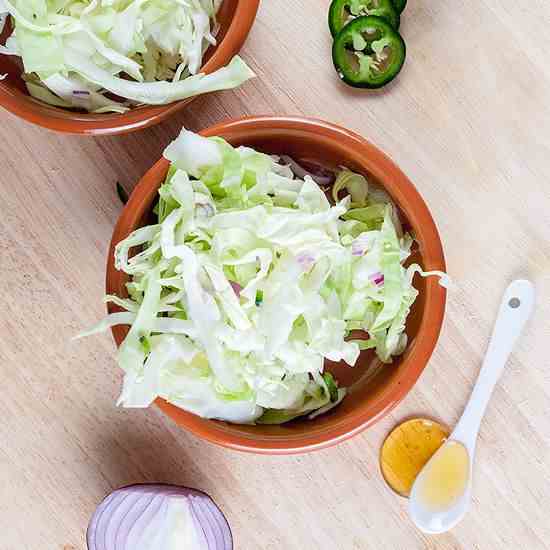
[81,128,445,424]
[0,0,254,112]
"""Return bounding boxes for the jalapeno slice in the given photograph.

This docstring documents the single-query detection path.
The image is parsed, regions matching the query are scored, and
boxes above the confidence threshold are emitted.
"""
[391,0,407,14]
[329,0,400,36]
[332,16,406,89]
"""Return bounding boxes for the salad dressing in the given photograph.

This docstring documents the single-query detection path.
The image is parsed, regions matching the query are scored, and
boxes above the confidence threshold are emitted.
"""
[380,418,449,497]
[418,441,470,510]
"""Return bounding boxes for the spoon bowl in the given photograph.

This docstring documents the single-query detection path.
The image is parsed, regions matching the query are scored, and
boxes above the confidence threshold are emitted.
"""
[409,440,472,534]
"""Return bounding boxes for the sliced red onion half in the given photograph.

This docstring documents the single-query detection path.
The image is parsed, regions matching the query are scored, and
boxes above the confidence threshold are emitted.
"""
[87,484,233,550]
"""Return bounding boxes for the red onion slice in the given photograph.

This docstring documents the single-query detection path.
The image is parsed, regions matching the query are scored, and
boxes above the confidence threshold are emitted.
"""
[279,155,336,187]
[230,281,242,297]
[87,484,233,550]
[369,272,385,286]
[296,252,316,272]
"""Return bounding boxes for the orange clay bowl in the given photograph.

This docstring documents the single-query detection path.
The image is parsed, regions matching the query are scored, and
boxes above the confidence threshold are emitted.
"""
[106,116,447,454]
[0,1,259,135]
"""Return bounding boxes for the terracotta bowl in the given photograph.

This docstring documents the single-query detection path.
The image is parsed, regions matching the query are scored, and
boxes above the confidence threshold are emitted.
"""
[0,1,259,135]
[106,116,446,454]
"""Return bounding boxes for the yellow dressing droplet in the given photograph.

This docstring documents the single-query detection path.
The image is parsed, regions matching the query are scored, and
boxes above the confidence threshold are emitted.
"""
[380,418,449,497]
[419,441,470,510]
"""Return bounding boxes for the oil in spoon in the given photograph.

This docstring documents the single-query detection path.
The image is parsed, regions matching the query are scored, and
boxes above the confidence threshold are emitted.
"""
[418,441,470,510]
[380,418,449,497]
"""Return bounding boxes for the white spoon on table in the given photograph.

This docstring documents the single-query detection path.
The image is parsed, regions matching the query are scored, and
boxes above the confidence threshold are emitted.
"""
[409,279,535,534]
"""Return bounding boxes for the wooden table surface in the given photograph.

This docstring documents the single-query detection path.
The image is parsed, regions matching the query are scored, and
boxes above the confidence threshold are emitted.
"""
[1,1,550,549]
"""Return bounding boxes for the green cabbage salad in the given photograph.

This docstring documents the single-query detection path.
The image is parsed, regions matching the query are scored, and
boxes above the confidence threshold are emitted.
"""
[80,129,447,424]
[0,0,254,112]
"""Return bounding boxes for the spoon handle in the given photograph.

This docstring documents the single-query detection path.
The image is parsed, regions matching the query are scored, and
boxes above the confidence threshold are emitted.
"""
[453,280,535,447]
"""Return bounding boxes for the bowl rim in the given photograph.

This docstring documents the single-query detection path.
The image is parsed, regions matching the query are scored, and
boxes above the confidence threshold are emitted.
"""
[0,0,260,135]
[106,116,447,454]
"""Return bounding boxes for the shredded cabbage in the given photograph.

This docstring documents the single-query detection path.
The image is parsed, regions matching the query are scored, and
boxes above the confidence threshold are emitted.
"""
[0,0,254,112]
[79,128,447,424]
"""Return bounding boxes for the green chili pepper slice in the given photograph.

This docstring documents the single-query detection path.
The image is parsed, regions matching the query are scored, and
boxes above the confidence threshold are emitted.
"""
[322,372,340,403]
[391,0,407,14]
[329,0,400,36]
[332,16,406,89]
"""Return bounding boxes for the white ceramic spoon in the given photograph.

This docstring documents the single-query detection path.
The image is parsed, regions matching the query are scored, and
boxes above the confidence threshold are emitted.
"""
[409,279,535,534]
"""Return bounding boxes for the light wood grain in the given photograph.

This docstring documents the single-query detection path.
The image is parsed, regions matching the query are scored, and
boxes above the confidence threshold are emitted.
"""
[1,1,549,549]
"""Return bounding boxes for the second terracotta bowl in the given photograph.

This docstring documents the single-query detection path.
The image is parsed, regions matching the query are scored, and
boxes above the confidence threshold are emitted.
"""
[0,0,259,135]
[106,116,446,454]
